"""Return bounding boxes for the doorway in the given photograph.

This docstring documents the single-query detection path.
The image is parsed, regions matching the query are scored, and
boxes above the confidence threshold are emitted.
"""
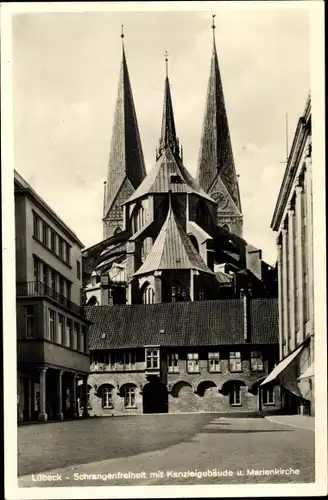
[143,381,168,414]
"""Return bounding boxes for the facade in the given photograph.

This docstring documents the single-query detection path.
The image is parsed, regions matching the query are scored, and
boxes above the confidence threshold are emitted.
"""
[15,171,91,422]
[261,93,314,416]
[82,24,281,416]
[86,299,280,416]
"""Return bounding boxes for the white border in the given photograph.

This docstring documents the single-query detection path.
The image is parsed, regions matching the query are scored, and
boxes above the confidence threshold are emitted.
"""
[1,1,327,499]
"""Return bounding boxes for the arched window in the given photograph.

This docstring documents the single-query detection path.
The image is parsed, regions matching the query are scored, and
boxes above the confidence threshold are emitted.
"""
[114,227,122,235]
[142,284,155,304]
[141,237,153,262]
[122,384,137,408]
[171,282,190,302]
[101,385,114,409]
[223,224,231,232]
[133,206,146,233]
[188,235,199,252]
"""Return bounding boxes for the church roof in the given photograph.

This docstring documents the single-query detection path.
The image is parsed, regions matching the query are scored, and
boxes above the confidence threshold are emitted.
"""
[126,147,214,203]
[197,27,242,212]
[157,75,180,158]
[104,42,146,217]
[134,203,213,276]
[86,298,279,349]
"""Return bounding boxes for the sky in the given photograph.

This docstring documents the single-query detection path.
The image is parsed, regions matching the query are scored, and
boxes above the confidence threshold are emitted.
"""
[12,5,310,265]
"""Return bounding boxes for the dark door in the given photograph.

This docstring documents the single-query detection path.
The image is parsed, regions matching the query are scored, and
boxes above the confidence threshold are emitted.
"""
[143,382,168,414]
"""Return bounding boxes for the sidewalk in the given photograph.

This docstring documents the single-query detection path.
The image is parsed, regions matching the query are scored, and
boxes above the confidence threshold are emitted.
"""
[265,415,315,431]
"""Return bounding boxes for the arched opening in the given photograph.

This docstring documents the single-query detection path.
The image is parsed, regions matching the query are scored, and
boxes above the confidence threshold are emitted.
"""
[220,380,247,407]
[197,381,217,398]
[141,282,155,304]
[114,227,122,235]
[222,224,231,232]
[86,295,99,306]
[120,383,137,409]
[141,237,153,262]
[189,235,199,252]
[143,381,168,414]
[171,381,193,398]
[132,204,146,234]
[96,384,115,409]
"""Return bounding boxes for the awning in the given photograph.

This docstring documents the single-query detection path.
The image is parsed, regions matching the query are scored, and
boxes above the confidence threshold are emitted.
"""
[298,363,314,380]
[260,345,304,386]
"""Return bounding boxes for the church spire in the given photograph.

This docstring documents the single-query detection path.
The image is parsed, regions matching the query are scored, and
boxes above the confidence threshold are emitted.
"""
[157,51,180,160]
[197,15,242,213]
[103,27,146,238]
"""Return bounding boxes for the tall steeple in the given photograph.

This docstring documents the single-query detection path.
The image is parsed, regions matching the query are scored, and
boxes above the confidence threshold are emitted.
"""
[103,26,146,239]
[157,51,180,160]
[197,15,242,235]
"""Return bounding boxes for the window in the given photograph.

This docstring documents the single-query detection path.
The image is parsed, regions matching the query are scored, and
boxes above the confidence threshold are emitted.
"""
[142,284,155,304]
[59,276,64,296]
[67,282,72,302]
[80,326,85,353]
[50,230,56,252]
[58,314,64,344]
[51,269,57,292]
[72,323,79,350]
[171,283,189,302]
[42,221,48,246]
[42,264,48,288]
[229,352,242,372]
[102,387,113,409]
[65,243,71,264]
[263,386,274,405]
[168,353,179,373]
[146,349,159,370]
[33,256,40,282]
[48,309,55,341]
[229,384,241,406]
[58,238,64,260]
[77,260,81,280]
[124,386,136,408]
[187,353,199,373]
[251,351,263,371]
[189,235,199,252]
[66,318,72,347]
[141,237,153,263]
[208,352,221,372]
[123,352,136,370]
[33,212,40,239]
[25,306,36,338]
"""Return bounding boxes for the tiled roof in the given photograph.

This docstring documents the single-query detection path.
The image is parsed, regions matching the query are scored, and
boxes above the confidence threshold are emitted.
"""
[196,34,241,211]
[104,44,146,217]
[134,204,213,276]
[86,298,279,350]
[126,146,215,204]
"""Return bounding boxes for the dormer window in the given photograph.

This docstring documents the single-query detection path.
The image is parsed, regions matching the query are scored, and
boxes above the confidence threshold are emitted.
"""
[145,347,160,370]
[170,174,183,184]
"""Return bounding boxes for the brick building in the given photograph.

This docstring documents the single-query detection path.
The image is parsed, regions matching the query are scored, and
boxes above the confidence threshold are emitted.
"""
[15,171,91,422]
[261,93,314,415]
[82,23,280,416]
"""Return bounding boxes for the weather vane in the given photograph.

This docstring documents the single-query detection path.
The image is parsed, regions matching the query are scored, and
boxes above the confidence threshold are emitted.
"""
[121,24,124,39]
[212,14,216,31]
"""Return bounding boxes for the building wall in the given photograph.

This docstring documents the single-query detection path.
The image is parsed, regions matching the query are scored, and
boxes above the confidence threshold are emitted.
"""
[87,346,280,416]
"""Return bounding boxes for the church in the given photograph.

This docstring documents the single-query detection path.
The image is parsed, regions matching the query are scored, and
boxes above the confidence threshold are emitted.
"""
[82,19,280,416]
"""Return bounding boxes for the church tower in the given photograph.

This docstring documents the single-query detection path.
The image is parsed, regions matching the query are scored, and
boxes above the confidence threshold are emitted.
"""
[103,28,146,239]
[197,16,243,237]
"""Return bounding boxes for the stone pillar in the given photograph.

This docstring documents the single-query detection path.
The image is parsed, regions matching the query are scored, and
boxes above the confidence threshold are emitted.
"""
[72,373,77,418]
[305,155,314,331]
[281,228,289,357]
[37,367,48,422]
[295,178,304,343]
[83,377,89,417]
[287,204,296,352]
[56,370,63,420]
[277,237,283,361]
[154,271,162,303]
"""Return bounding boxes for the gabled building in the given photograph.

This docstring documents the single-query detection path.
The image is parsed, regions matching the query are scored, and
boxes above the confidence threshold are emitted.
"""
[15,171,91,422]
[82,22,280,416]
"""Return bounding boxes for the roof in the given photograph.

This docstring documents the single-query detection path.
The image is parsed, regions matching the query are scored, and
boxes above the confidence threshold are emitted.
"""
[14,170,84,247]
[86,298,278,350]
[134,203,213,276]
[157,76,180,158]
[196,33,241,211]
[103,43,146,217]
[126,147,215,204]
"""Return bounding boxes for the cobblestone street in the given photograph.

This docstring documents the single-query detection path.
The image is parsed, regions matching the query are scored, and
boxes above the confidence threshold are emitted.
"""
[18,414,315,487]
